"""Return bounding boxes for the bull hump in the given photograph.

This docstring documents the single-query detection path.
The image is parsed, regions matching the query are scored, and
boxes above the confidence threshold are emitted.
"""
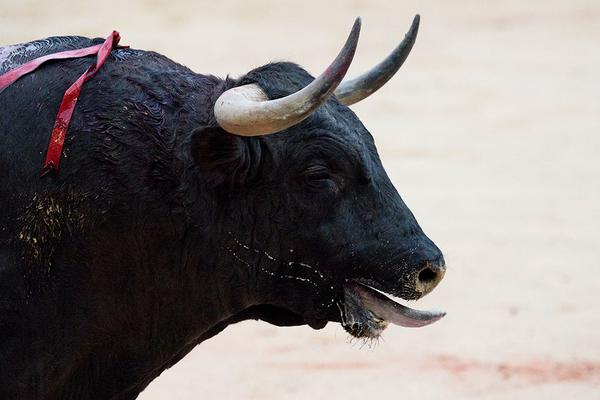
[0,36,93,74]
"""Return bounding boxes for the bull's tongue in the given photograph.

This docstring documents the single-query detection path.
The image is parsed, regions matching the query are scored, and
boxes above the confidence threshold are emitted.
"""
[346,282,446,328]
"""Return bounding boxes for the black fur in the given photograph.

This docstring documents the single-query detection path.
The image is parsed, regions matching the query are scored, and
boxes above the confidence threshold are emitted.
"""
[0,37,443,399]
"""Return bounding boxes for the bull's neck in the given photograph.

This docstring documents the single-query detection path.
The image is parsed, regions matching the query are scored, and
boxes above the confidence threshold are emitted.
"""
[21,223,256,399]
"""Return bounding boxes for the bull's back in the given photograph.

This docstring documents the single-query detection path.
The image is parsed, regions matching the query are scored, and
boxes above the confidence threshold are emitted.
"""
[0,36,96,74]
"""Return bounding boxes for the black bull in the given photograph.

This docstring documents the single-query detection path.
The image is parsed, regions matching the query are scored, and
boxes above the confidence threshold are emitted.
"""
[0,19,445,399]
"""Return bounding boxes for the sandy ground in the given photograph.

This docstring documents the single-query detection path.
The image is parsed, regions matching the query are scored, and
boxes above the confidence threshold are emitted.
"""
[2,0,600,398]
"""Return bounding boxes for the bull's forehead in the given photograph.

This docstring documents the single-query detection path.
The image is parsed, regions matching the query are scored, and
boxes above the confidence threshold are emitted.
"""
[300,103,374,150]
[267,105,379,179]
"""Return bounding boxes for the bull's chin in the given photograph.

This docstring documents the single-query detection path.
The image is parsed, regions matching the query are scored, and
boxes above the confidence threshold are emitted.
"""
[341,281,446,339]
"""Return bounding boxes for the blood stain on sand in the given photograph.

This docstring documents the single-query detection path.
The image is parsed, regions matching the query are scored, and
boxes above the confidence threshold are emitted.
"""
[422,355,600,385]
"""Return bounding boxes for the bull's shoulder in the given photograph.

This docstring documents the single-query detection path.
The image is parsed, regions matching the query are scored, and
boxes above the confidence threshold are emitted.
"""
[0,35,211,202]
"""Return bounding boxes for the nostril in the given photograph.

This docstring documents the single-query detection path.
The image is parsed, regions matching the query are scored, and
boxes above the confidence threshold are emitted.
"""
[418,267,438,284]
[415,262,446,295]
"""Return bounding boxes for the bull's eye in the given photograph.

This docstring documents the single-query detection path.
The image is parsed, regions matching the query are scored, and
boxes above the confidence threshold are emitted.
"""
[302,165,339,193]
[304,165,331,181]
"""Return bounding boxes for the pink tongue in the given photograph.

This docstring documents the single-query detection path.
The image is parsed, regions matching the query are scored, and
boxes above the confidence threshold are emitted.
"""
[349,283,446,328]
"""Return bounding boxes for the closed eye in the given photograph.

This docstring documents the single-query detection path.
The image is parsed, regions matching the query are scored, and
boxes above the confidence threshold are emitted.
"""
[304,165,332,181]
[300,164,341,196]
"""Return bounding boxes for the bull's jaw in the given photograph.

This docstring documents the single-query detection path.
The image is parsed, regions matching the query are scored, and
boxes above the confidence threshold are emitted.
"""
[340,284,390,338]
[340,281,446,339]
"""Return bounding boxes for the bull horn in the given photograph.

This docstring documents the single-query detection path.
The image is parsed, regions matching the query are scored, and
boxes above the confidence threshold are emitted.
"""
[214,18,361,136]
[334,15,420,106]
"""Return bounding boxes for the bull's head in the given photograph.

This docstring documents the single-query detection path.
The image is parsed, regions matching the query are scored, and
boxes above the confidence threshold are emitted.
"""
[194,16,445,339]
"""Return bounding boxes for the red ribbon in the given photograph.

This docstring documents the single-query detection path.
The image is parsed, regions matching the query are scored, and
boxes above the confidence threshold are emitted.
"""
[0,31,123,176]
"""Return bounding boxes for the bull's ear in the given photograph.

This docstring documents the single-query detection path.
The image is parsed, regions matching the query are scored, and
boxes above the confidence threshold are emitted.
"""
[191,127,262,187]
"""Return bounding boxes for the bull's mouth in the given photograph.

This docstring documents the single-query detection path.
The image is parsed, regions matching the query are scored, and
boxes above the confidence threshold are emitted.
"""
[341,281,446,339]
